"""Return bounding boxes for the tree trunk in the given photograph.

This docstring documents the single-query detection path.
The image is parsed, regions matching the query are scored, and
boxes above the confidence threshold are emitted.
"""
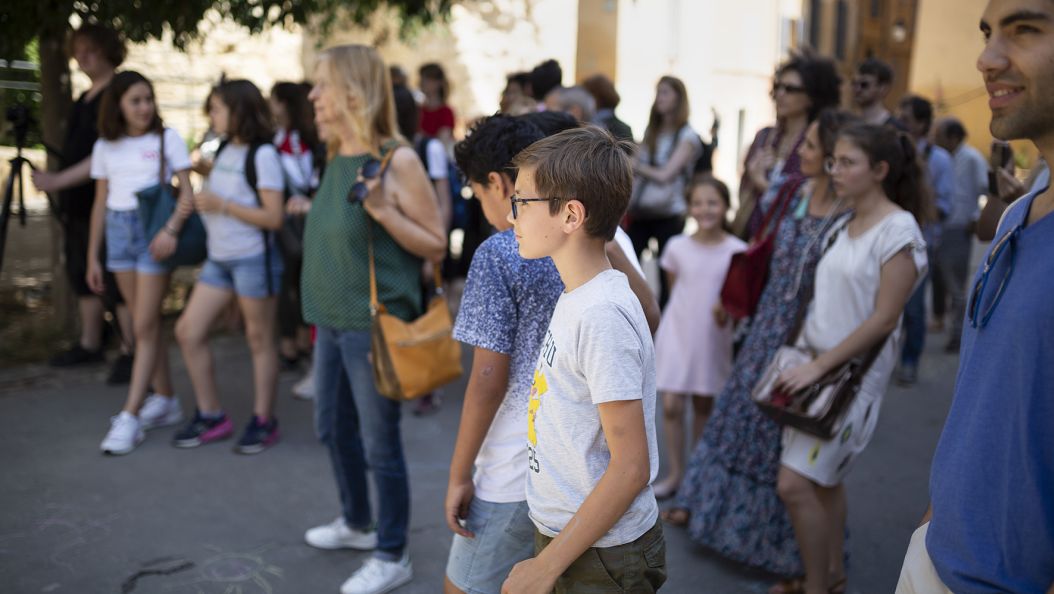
[38,17,73,332]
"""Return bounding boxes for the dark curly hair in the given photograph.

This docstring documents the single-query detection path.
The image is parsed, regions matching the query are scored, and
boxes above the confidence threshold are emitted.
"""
[518,110,579,137]
[454,114,544,186]
[777,48,842,122]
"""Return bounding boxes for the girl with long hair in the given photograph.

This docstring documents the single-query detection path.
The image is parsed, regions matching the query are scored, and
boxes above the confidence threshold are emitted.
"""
[775,124,928,594]
[172,80,285,454]
[89,71,193,454]
[300,45,446,594]
[628,75,703,307]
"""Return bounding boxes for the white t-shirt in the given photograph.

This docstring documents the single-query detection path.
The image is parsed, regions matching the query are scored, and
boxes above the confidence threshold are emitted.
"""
[202,143,284,261]
[525,269,659,547]
[425,138,449,180]
[613,226,644,276]
[90,128,192,211]
[803,210,927,402]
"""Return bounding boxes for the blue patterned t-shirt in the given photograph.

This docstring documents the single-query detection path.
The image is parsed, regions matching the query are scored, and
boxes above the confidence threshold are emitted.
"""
[453,229,563,503]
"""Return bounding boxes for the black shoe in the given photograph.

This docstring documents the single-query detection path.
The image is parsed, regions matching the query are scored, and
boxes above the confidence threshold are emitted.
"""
[944,338,961,354]
[106,353,134,385]
[49,344,104,367]
[279,354,301,372]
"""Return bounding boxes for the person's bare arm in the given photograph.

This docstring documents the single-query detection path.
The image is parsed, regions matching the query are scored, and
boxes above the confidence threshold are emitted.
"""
[195,187,284,231]
[434,177,453,230]
[501,399,651,594]
[635,139,697,184]
[977,168,1025,241]
[149,169,195,261]
[778,249,919,392]
[31,156,92,193]
[86,178,109,294]
[445,348,511,537]
[363,147,447,262]
[606,241,659,334]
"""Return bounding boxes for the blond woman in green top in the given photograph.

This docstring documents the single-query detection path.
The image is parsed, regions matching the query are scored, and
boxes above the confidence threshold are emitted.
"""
[299,44,446,594]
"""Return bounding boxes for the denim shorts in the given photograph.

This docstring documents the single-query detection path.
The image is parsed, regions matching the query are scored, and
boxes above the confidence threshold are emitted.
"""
[105,209,173,275]
[446,499,534,594]
[198,250,283,299]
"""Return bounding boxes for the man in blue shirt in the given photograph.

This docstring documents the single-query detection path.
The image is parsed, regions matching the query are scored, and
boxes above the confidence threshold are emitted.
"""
[896,94,956,385]
[896,1,1054,592]
[934,117,989,353]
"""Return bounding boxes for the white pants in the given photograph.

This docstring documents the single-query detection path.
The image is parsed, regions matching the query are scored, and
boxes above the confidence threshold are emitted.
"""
[895,522,953,594]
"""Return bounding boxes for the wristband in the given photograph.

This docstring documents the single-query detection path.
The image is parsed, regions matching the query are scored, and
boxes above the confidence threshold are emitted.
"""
[163,223,179,236]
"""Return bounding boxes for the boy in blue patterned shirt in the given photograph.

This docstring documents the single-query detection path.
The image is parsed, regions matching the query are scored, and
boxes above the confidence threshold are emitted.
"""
[444,113,657,594]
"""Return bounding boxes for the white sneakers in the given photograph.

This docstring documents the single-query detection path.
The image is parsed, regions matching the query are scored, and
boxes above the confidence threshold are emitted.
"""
[139,394,184,429]
[292,370,316,400]
[100,411,145,455]
[305,518,410,593]
[340,553,412,594]
[305,517,379,550]
[100,394,182,455]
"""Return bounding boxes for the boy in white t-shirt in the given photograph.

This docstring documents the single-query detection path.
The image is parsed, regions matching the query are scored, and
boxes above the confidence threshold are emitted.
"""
[501,126,666,593]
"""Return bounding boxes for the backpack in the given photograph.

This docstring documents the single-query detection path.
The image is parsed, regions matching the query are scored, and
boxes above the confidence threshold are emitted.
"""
[215,140,276,296]
[414,136,466,230]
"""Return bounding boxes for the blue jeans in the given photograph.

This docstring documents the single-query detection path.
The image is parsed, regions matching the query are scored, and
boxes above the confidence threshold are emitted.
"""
[314,327,408,558]
[901,273,929,367]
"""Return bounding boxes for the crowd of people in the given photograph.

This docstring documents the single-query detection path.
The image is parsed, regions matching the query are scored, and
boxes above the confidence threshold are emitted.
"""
[29,0,1054,591]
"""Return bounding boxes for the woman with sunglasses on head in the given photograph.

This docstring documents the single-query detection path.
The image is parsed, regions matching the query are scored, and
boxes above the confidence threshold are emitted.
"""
[732,49,841,239]
[664,109,855,589]
[774,124,928,594]
[299,44,446,594]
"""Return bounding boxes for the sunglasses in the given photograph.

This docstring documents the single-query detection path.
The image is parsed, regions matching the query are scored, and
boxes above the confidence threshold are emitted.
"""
[771,82,807,96]
[346,157,385,203]
[967,224,1021,328]
[510,195,562,219]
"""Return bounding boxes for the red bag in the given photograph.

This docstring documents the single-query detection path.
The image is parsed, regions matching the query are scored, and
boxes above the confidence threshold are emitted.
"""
[720,177,805,320]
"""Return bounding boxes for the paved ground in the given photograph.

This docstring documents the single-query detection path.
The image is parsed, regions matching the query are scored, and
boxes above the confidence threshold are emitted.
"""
[0,324,961,594]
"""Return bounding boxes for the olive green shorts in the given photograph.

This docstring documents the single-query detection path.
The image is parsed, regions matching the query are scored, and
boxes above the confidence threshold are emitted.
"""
[534,521,667,593]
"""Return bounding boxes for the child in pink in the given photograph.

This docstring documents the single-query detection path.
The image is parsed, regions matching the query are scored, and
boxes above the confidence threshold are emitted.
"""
[652,177,745,498]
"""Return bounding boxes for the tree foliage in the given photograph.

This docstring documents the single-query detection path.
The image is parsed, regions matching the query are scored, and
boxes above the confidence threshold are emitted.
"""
[0,0,454,58]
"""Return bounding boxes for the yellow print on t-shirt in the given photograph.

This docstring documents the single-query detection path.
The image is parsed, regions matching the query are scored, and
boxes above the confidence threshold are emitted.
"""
[528,366,548,446]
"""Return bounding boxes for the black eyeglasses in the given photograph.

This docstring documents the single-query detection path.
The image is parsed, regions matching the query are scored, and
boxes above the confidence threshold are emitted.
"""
[510,195,562,219]
[346,157,384,203]
[771,82,807,96]
[967,224,1021,328]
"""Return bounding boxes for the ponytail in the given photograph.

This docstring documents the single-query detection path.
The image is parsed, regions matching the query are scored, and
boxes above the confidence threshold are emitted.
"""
[838,124,933,224]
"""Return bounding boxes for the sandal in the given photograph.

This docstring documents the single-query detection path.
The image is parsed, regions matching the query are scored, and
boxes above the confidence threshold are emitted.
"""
[659,507,690,527]
[767,578,805,594]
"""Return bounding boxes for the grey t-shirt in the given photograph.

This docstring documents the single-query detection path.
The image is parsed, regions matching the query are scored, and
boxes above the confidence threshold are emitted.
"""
[525,269,659,547]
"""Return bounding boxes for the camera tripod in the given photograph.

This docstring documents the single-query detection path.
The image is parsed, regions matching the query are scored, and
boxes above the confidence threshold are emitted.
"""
[0,139,34,278]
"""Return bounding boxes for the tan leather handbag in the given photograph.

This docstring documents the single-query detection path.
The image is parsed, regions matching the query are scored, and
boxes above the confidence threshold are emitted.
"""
[365,214,462,401]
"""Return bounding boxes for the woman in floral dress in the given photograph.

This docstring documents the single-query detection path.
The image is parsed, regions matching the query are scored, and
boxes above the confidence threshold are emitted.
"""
[665,110,857,589]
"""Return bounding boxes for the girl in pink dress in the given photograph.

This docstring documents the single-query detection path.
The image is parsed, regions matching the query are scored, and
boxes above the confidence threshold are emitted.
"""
[652,177,746,498]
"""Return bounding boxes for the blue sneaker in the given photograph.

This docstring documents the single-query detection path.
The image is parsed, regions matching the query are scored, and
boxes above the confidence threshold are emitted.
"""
[235,416,279,455]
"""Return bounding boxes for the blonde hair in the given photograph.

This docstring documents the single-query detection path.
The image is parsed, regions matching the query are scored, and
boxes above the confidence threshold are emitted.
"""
[317,44,401,158]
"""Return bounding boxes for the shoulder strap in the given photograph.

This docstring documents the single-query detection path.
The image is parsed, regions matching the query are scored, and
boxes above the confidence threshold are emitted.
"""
[755,176,806,243]
[241,142,274,296]
[158,128,166,185]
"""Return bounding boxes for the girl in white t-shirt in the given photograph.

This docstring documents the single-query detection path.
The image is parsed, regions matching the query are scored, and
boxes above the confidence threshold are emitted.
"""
[774,124,929,594]
[173,80,285,454]
[89,71,194,455]
[651,177,745,499]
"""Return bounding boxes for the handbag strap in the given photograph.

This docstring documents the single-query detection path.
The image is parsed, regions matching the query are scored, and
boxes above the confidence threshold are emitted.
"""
[754,176,805,245]
[158,127,166,186]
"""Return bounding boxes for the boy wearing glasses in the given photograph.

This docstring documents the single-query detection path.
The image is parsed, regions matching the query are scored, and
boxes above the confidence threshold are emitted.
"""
[444,115,656,594]
[501,127,665,593]
[896,1,1054,593]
